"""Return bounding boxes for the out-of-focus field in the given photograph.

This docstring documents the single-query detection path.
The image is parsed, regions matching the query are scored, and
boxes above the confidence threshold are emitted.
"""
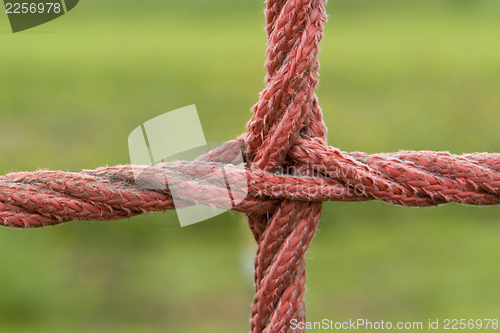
[0,0,500,332]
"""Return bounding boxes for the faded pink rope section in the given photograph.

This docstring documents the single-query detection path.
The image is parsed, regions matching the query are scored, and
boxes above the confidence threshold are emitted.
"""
[2,1,500,332]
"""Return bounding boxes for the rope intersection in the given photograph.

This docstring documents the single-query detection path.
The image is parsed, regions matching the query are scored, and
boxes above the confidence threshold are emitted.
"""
[1,1,499,332]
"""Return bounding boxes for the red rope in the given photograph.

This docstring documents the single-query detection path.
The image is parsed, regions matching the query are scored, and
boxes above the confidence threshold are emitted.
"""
[246,1,326,331]
[3,144,500,227]
[2,1,500,332]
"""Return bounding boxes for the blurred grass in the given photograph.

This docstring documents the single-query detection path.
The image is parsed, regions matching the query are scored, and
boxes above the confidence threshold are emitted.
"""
[0,0,500,332]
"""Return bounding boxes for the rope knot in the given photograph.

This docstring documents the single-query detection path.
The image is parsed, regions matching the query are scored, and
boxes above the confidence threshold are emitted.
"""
[4,2,499,333]
[245,1,327,332]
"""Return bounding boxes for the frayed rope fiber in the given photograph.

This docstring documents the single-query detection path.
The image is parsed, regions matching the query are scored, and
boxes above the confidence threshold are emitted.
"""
[2,1,500,332]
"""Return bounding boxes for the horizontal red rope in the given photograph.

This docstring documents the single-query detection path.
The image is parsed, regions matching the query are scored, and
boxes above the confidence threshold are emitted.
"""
[2,135,500,228]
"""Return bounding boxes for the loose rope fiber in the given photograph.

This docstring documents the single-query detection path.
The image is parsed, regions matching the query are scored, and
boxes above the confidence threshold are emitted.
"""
[2,1,500,332]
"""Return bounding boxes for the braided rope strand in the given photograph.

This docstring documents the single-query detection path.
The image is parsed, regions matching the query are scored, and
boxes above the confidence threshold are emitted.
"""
[246,1,327,332]
[3,147,500,228]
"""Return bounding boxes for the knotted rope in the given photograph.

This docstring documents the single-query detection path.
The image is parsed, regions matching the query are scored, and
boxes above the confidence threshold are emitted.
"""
[2,1,500,332]
[245,1,326,331]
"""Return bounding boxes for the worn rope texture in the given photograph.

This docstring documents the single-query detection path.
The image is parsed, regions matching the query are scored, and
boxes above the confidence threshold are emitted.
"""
[245,1,326,332]
[2,0,500,332]
[4,145,500,227]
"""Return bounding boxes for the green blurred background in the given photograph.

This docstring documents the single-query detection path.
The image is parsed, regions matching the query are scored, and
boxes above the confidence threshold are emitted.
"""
[1,0,500,332]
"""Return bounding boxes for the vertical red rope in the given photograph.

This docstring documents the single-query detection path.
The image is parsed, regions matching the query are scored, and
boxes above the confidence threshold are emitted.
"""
[246,1,327,332]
